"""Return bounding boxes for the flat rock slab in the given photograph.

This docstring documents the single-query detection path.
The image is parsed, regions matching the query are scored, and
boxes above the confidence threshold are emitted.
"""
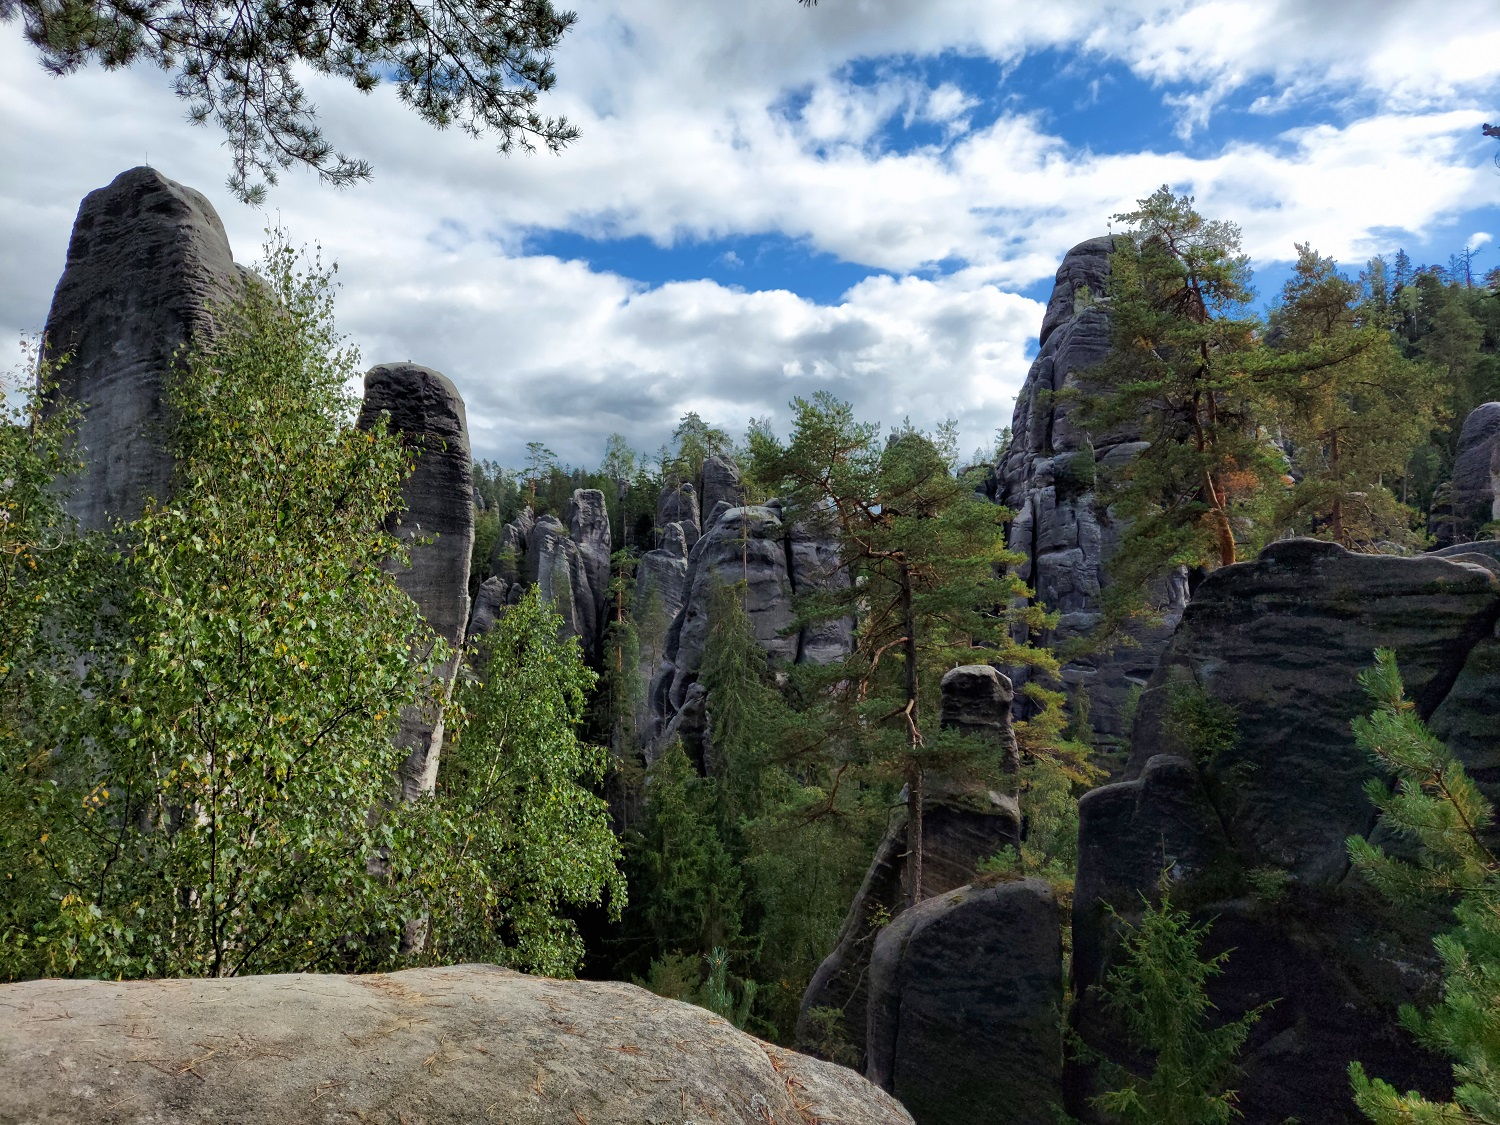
[0,964,912,1125]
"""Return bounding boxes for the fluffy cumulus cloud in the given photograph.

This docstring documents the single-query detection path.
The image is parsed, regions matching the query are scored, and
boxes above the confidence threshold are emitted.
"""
[1,0,1497,463]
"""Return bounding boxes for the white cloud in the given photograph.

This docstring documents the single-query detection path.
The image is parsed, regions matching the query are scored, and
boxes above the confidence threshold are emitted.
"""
[2,0,1497,466]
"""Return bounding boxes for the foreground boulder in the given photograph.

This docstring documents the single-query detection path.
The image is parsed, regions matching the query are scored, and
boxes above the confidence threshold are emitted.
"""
[41,166,253,530]
[0,965,912,1125]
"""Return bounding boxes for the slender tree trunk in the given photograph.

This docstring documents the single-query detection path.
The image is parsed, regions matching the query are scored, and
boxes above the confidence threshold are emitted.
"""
[899,565,924,906]
[1329,430,1346,546]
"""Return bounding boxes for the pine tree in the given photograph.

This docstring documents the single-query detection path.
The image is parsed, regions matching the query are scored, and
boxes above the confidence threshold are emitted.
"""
[1346,650,1500,1123]
[749,393,1058,905]
[1265,244,1443,549]
[1078,186,1271,589]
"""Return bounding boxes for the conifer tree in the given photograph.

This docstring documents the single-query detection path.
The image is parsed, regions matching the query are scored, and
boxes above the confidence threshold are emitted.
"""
[1091,888,1263,1125]
[1079,186,1270,582]
[1346,650,1500,1123]
[749,393,1058,905]
[1265,244,1443,549]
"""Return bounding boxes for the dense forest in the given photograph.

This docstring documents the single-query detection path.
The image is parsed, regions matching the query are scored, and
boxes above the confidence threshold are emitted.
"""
[4,177,1500,1124]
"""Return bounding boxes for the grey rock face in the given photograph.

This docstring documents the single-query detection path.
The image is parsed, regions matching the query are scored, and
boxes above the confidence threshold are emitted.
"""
[467,575,508,642]
[1071,538,1498,1122]
[658,479,702,547]
[493,492,613,661]
[357,363,473,802]
[993,235,1187,750]
[41,166,252,529]
[1436,402,1500,545]
[662,505,796,722]
[0,965,913,1125]
[1129,537,1500,881]
[567,488,613,652]
[699,453,747,515]
[866,880,1063,1125]
[788,509,855,665]
[798,664,1023,1066]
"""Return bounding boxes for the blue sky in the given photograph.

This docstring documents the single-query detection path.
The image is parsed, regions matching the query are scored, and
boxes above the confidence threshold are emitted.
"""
[2,0,1498,466]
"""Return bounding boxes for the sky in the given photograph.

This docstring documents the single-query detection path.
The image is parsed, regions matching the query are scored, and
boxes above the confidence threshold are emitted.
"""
[2,0,1499,468]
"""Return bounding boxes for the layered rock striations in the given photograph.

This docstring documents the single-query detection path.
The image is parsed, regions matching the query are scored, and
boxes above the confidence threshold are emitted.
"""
[1433,402,1500,546]
[0,965,914,1125]
[1072,538,1500,1122]
[41,166,254,529]
[992,235,1188,751]
[866,880,1064,1125]
[640,497,853,765]
[357,363,475,802]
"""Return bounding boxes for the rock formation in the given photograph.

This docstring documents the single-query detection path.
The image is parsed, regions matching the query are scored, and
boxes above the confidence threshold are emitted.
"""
[992,235,1188,752]
[357,363,474,802]
[485,490,613,660]
[641,497,854,763]
[41,166,253,529]
[1072,538,1500,1121]
[866,880,1064,1125]
[699,452,747,514]
[798,665,1023,1068]
[0,965,914,1125]
[1433,402,1500,546]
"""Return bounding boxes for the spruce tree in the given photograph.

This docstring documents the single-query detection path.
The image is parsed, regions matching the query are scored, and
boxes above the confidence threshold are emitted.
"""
[1091,888,1264,1125]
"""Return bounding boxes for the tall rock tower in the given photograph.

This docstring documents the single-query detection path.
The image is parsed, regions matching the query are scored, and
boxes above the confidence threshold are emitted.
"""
[40,166,252,529]
[992,236,1188,752]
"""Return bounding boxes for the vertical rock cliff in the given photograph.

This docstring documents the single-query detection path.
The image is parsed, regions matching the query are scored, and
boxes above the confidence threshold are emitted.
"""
[993,235,1187,751]
[357,363,474,801]
[41,166,253,529]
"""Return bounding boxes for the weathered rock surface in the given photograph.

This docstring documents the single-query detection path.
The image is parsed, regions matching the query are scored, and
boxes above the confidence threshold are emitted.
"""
[489,490,613,660]
[866,880,1063,1125]
[41,166,253,530]
[992,235,1187,751]
[658,479,702,547]
[1128,537,1500,881]
[357,363,474,802]
[466,575,508,643]
[798,667,1023,1066]
[699,453,747,515]
[1434,402,1500,545]
[0,965,913,1125]
[567,488,612,652]
[1071,538,1500,1122]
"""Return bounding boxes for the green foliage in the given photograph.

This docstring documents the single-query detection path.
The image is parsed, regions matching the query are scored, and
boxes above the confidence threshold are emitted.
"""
[1079,186,1269,600]
[749,393,1060,904]
[1162,679,1240,767]
[418,587,623,977]
[2,237,437,980]
[1264,244,1442,550]
[3,0,579,201]
[1091,889,1264,1125]
[666,411,732,483]
[624,742,743,963]
[1346,650,1500,1124]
